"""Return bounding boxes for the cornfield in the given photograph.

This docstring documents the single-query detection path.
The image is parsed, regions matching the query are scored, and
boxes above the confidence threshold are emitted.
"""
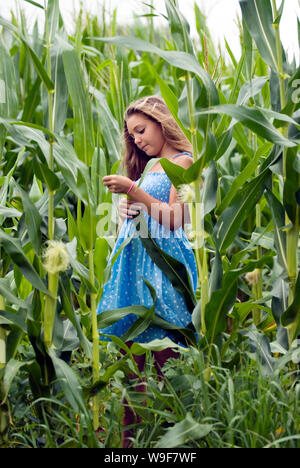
[0,0,299,449]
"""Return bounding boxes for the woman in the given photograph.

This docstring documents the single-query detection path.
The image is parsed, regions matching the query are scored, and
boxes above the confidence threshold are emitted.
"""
[98,95,198,446]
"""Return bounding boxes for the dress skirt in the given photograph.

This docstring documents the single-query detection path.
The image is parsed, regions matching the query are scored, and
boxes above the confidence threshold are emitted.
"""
[97,170,198,343]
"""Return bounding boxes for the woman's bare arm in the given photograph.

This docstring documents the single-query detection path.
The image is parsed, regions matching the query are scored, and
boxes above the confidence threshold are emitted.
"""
[129,155,193,231]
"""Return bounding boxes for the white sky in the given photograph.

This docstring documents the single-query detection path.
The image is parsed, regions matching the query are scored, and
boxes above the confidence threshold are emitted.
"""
[0,0,299,63]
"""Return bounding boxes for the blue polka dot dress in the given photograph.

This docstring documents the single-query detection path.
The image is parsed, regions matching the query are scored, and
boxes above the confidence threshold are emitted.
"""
[97,153,198,343]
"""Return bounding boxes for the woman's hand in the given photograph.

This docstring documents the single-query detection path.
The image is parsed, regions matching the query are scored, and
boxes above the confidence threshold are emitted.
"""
[118,196,140,220]
[102,175,133,194]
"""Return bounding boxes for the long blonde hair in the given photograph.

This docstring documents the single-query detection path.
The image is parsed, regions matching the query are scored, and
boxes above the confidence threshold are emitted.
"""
[122,95,192,181]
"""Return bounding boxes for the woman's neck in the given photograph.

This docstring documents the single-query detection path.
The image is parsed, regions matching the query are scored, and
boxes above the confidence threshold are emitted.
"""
[156,143,179,159]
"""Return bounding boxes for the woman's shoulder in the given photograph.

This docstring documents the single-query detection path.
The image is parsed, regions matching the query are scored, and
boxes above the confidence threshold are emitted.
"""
[172,153,193,169]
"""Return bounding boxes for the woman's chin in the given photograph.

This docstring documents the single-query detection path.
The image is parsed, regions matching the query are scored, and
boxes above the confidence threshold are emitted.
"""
[145,149,158,157]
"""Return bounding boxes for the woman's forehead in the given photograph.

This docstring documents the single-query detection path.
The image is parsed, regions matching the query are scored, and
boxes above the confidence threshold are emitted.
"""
[126,113,152,131]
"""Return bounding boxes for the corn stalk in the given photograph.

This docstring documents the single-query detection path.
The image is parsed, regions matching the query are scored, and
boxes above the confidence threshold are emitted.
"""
[0,294,6,369]
[0,292,8,446]
[186,72,209,333]
[271,0,299,344]
[164,0,211,332]
[253,134,263,326]
[43,0,57,349]
[0,242,7,442]
[89,246,99,431]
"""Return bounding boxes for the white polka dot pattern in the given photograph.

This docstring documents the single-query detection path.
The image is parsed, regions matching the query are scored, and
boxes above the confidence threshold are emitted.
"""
[97,159,198,343]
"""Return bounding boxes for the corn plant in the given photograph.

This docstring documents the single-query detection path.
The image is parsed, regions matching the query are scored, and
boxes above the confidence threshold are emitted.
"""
[0,0,299,448]
[0,1,105,435]
[92,0,299,371]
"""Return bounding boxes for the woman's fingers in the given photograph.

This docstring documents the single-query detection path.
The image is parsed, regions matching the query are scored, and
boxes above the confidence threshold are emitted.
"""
[119,197,140,218]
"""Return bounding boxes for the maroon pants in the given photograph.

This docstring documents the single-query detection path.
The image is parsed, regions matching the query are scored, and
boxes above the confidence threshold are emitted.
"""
[121,342,179,448]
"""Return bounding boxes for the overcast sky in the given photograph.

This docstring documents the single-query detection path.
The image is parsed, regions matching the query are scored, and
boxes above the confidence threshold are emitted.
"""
[1,0,299,63]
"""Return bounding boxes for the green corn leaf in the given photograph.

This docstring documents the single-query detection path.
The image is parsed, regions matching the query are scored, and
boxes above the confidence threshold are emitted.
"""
[77,202,96,252]
[0,38,18,119]
[64,203,77,242]
[239,0,279,72]
[0,231,49,294]
[32,158,60,192]
[0,36,18,155]
[214,128,234,161]
[205,277,238,344]
[155,412,212,448]
[159,157,186,188]
[233,123,254,159]
[92,35,219,107]
[23,0,44,9]
[0,278,28,309]
[121,298,155,342]
[0,309,27,333]
[61,45,95,167]
[283,147,300,224]
[46,0,59,44]
[217,142,272,215]
[1,359,35,404]
[48,348,88,416]
[8,120,57,141]
[25,45,55,93]
[256,106,300,128]
[17,184,42,255]
[98,305,150,329]
[133,213,197,313]
[237,76,268,105]
[92,88,121,164]
[121,278,157,342]
[59,273,92,359]
[86,357,130,395]
[265,188,288,273]
[0,18,54,92]
[165,0,194,54]
[6,329,26,364]
[242,18,253,79]
[205,255,274,345]
[209,249,223,296]
[196,104,296,147]
[214,168,271,253]
[240,324,276,376]
[215,52,245,138]
[50,38,69,133]
[21,76,42,122]
[66,239,98,294]
[202,131,218,166]
[94,238,110,289]
[53,136,90,204]
[203,161,218,215]
[98,280,197,346]
[281,272,300,340]
[98,307,197,347]
[158,156,207,187]
[225,38,238,68]
[52,317,80,353]
[0,119,55,168]
[0,207,22,219]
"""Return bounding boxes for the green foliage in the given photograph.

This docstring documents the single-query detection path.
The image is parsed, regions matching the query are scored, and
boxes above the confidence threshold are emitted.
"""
[0,0,299,448]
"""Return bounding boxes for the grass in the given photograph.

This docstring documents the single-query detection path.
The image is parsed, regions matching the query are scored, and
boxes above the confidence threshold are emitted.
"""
[4,341,300,448]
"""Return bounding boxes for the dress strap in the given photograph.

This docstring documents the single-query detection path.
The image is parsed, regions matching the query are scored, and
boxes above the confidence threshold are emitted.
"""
[172,152,193,159]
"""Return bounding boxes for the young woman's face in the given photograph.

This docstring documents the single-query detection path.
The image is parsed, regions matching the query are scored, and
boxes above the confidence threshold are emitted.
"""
[126,113,167,157]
